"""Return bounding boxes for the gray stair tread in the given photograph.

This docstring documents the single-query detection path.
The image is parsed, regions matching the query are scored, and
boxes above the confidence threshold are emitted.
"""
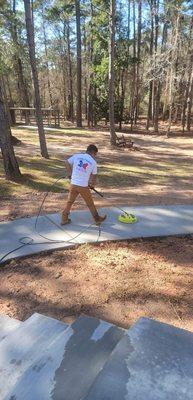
[0,312,68,399]
[5,315,125,400]
[84,317,193,400]
[0,314,22,343]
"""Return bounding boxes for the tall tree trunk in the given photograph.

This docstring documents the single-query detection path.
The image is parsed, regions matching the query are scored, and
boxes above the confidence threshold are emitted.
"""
[58,29,67,119]
[1,76,12,126]
[162,71,170,120]
[88,1,94,128]
[93,85,97,126]
[134,0,142,124]
[167,74,173,136]
[127,0,132,127]
[127,0,131,50]
[181,82,188,133]
[0,81,21,180]
[5,73,14,106]
[155,15,168,127]
[146,0,154,131]
[88,78,93,127]
[41,4,53,108]
[109,0,116,145]
[153,0,159,133]
[130,0,136,125]
[186,66,193,131]
[11,0,30,120]
[61,57,67,120]
[75,0,82,127]
[66,20,74,122]
[181,71,191,132]
[167,12,180,136]
[83,16,88,121]
[119,69,127,130]
[23,0,49,158]
[182,17,193,132]
[5,74,16,125]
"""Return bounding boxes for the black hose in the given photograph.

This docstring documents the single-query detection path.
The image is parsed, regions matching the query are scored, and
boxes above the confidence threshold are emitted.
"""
[0,175,101,264]
[90,187,129,216]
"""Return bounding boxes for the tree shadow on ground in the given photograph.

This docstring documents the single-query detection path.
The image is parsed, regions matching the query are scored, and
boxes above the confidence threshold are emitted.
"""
[1,124,193,221]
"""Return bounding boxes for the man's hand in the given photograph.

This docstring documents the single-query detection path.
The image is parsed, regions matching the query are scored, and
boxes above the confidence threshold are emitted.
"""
[89,173,97,189]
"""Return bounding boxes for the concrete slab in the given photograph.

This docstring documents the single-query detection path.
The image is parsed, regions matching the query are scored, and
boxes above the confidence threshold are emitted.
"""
[1,204,193,263]
[5,315,125,400]
[0,315,22,343]
[84,317,193,400]
[0,312,68,399]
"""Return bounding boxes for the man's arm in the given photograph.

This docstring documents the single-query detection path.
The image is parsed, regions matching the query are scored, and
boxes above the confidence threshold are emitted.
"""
[89,173,97,188]
[64,160,72,179]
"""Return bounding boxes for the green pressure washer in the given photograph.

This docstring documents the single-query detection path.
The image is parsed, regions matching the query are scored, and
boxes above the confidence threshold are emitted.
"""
[90,187,137,224]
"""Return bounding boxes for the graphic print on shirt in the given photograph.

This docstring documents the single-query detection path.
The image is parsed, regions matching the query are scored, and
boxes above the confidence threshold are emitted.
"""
[68,153,97,186]
[78,159,89,171]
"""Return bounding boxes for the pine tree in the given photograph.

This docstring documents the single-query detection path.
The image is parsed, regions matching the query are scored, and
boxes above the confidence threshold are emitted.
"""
[23,0,49,158]
[0,80,21,180]
[109,0,116,145]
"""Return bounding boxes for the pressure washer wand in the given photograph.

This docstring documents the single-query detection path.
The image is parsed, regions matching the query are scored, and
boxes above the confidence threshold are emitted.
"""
[90,187,104,198]
[90,186,129,216]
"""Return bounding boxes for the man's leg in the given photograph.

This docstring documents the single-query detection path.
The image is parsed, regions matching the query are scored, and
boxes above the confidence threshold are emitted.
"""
[79,187,98,218]
[61,185,79,224]
[79,187,106,223]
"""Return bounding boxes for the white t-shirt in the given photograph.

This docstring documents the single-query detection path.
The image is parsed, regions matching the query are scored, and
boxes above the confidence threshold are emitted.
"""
[68,153,97,187]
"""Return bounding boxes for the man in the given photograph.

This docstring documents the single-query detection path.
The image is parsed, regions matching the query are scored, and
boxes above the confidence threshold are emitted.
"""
[62,144,107,225]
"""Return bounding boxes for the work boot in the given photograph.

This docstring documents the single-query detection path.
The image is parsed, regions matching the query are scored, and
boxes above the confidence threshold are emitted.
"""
[94,214,107,225]
[61,212,71,225]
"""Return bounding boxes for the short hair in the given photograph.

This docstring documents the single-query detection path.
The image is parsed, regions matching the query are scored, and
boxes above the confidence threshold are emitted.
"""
[86,144,98,154]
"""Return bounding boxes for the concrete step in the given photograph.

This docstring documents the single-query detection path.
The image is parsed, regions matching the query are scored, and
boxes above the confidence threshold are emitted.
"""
[5,315,125,400]
[0,314,22,343]
[0,312,68,399]
[84,317,193,400]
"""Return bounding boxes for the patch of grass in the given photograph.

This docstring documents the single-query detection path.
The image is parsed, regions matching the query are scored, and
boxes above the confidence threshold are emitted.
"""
[1,125,193,199]
[13,126,93,139]
[98,158,193,188]
[0,154,69,197]
[0,126,98,198]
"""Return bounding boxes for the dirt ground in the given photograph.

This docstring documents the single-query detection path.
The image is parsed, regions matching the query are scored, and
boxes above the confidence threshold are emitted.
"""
[1,236,193,331]
[1,121,193,331]
[1,120,193,221]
